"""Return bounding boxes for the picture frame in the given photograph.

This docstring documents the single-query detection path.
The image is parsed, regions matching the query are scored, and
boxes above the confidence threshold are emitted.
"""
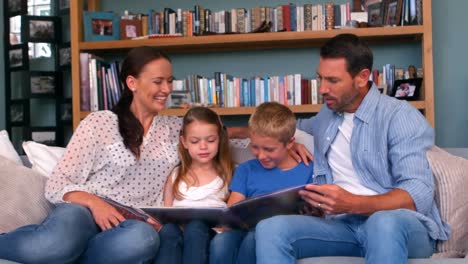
[9,99,30,125]
[57,98,72,123]
[29,71,59,97]
[120,18,142,40]
[56,0,70,15]
[7,0,27,17]
[384,0,403,26]
[83,11,120,42]
[22,16,60,43]
[57,42,71,68]
[168,91,191,108]
[8,44,28,70]
[367,1,384,27]
[30,127,57,146]
[391,78,423,101]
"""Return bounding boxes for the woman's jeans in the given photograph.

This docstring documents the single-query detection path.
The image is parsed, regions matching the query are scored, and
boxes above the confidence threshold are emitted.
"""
[255,210,436,264]
[210,229,256,264]
[0,203,160,264]
[155,220,214,264]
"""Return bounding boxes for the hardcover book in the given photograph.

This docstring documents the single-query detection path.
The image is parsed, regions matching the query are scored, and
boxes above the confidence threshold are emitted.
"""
[143,184,307,230]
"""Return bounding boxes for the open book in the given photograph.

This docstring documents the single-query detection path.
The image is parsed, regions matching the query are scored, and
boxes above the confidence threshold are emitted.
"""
[101,197,164,231]
[142,184,307,229]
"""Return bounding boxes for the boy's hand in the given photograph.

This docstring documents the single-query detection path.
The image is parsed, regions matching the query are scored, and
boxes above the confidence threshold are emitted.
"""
[290,142,314,166]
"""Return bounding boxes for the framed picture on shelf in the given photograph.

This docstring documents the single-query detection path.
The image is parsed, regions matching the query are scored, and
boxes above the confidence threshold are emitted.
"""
[29,71,59,97]
[9,100,29,125]
[367,1,384,27]
[57,98,72,123]
[120,18,142,40]
[384,0,403,26]
[83,11,120,42]
[57,0,70,15]
[22,16,60,43]
[30,127,57,146]
[8,45,28,70]
[391,78,423,101]
[57,42,71,68]
[7,0,27,17]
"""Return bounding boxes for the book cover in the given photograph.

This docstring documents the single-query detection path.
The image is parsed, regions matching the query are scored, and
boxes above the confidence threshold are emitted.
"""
[101,197,163,231]
[142,184,306,230]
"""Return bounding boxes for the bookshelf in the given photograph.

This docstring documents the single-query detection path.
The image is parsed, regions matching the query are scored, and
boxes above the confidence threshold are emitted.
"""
[70,0,434,129]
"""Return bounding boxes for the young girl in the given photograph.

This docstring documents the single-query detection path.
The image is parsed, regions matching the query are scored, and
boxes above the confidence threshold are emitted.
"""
[157,106,235,264]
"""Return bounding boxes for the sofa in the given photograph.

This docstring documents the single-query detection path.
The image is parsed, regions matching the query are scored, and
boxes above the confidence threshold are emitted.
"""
[1,129,467,263]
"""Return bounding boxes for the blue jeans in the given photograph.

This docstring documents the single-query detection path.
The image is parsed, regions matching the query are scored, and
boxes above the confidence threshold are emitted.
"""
[155,220,214,264]
[0,203,160,264]
[255,210,435,264]
[210,229,255,264]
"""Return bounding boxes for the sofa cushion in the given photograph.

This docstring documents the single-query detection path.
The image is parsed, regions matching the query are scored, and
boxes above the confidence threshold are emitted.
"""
[0,156,54,233]
[0,130,22,165]
[427,146,468,258]
[22,141,66,177]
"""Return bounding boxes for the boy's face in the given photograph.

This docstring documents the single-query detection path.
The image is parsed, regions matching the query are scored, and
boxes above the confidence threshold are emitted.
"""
[249,132,294,169]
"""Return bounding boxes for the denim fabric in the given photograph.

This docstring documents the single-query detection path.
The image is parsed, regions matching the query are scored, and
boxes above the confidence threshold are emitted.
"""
[0,203,160,264]
[155,220,213,264]
[256,210,435,264]
[210,229,255,264]
[297,85,449,241]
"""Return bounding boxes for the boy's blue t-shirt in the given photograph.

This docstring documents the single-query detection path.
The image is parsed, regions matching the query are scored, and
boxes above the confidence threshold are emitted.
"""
[229,159,314,199]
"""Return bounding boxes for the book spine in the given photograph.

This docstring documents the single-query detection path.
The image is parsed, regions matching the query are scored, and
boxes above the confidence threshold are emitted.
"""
[79,53,91,111]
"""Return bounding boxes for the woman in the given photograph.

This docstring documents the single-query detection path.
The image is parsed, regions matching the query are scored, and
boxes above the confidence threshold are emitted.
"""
[0,47,180,264]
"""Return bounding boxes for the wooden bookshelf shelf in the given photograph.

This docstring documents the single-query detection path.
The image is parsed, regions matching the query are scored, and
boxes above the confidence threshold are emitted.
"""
[78,26,424,53]
[79,101,426,119]
[71,0,434,129]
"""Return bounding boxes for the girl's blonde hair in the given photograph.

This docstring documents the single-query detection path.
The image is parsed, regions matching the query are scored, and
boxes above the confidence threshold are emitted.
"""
[173,107,235,200]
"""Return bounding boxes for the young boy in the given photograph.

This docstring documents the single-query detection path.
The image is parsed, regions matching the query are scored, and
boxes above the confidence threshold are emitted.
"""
[210,102,314,264]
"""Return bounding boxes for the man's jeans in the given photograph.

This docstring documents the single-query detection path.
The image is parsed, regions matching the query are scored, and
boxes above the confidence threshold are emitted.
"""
[0,203,160,264]
[256,209,435,264]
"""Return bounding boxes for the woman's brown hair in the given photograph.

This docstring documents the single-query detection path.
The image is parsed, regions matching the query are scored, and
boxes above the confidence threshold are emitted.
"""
[112,46,171,158]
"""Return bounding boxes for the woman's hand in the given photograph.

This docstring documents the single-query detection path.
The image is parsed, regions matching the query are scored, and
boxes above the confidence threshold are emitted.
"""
[87,197,126,231]
[289,142,314,166]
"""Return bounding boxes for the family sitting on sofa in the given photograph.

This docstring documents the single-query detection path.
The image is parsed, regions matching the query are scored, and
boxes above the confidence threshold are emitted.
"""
[1,34,467,264]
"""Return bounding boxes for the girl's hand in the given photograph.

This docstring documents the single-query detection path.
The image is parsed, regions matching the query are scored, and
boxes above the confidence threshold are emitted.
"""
[88,197,126,231]
[289,142,314,166]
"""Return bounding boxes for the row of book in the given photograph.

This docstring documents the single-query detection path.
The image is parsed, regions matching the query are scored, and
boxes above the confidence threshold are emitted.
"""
[79,52,422,111]
[169,74,323,109]
[79,53,123,111]
[119,2,356,39]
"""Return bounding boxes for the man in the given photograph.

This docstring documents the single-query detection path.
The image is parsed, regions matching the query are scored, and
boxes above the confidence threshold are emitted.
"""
[255,33,449,264]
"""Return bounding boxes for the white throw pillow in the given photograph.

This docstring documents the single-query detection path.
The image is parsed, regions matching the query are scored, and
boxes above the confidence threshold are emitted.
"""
[22,141,66,178]
[0,130,22,164]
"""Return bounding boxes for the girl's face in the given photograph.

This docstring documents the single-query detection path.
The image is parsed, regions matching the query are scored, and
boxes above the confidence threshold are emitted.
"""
[126,58,173,115]
[180,120,220,166]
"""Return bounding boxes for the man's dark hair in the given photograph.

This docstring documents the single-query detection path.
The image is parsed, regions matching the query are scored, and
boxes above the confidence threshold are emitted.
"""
[320,33,373,77]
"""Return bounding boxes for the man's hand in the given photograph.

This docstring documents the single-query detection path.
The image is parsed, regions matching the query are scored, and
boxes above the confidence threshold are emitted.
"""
[299,184,358,215]
[299,203,325,218]
[290,142,314,166]
[88,197,126,231]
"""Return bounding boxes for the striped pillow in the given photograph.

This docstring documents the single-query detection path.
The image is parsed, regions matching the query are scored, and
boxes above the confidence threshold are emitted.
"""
[427,146,468,258]
[0,156,54,233]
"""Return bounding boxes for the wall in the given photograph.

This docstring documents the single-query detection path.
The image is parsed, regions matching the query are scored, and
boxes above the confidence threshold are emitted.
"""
[1,1,467,146]
[432,0,468,147]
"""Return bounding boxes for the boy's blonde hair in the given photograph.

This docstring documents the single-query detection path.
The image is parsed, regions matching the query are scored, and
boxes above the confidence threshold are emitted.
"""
[248,102,296,144]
